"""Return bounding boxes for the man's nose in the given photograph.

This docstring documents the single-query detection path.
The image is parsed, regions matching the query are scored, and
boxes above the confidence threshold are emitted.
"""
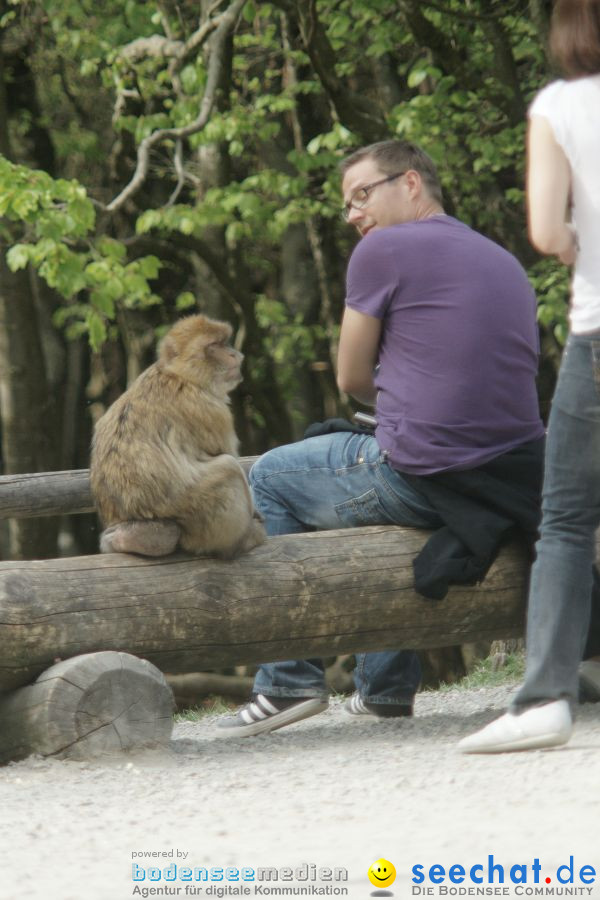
[347,205,364,226]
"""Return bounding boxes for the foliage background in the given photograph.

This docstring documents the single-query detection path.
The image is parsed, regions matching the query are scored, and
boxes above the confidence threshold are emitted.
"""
[0,0,566,559]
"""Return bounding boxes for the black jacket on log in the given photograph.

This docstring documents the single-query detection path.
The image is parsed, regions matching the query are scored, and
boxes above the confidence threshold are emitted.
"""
[305,421,545,601]
[403,436,600,658]
[402,438,544,600]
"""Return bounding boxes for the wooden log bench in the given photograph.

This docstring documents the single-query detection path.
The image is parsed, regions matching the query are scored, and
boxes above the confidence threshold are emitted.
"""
[0,460,529,762]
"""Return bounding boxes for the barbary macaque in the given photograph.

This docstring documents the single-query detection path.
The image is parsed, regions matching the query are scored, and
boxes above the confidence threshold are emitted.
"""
[90,314,266,558]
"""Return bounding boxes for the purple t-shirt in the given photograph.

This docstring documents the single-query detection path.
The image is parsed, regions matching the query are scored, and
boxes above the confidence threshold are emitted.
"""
[345,216,545,475]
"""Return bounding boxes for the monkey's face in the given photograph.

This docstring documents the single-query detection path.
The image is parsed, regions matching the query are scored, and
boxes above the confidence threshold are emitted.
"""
[159,315,244,395]
[206,341,244,388]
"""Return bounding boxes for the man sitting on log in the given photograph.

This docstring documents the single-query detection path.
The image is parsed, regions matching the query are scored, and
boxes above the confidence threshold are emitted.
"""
[217,139,546,738]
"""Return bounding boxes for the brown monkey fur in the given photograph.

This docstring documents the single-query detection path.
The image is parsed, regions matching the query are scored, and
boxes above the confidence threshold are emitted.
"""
[90,315,266,558]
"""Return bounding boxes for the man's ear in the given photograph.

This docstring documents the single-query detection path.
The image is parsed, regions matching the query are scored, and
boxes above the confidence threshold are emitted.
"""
[404,169,422,197]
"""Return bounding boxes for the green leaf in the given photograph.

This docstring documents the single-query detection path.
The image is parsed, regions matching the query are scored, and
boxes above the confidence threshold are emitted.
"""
[408,68,429,89]
[105,277,124,300]
[91,288,116,317]
[242,1,256,23]
[175,291,196,310]
[68,196,95,233]
[6,244,31,271]
[180,64,200,94]
[123,272,150,296]
[178,216,196,235]
[87,310,107,351]
[52,252,88,297]
[98,238,127,262]
[12,191,39,218]
[136,210,162,234]
[137,255,161,279]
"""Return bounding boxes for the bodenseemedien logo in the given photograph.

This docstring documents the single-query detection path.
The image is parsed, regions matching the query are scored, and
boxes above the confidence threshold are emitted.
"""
[131,861,349,897]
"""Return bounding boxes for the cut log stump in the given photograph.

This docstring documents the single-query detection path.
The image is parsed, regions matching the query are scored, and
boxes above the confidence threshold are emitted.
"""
[0,651,174,764]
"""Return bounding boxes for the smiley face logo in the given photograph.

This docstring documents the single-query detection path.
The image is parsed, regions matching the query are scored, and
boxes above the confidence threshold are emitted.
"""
[368,858,396,889]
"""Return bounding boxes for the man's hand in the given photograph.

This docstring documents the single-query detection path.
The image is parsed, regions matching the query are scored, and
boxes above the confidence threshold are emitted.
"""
[337,308,381,406]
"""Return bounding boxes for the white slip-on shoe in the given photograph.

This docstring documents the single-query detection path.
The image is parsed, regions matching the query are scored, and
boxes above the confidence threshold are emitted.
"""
[579,660,600,702]
[457,699,572,754]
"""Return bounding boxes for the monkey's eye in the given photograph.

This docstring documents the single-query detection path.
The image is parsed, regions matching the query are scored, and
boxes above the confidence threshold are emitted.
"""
[205,340,232,357]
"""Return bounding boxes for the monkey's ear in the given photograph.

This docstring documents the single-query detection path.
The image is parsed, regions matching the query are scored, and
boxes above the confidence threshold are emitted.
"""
[158,334,177,363]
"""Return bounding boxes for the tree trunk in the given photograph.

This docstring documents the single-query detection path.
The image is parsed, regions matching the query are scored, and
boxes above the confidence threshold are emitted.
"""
[0,257,60,558]
[0,43,60,559]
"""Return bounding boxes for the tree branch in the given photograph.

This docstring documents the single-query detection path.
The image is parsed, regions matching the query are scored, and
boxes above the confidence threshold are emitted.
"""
[272,0,388,143]
[480,16,526,124]
[398,0,471,81]
[399,0,525,124]
[124,233,251,313]
[118,0,227,64]
[106,0,246,213]
[417,0,525,24]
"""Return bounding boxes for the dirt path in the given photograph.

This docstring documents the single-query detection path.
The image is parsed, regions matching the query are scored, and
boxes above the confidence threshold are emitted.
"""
[1,682,598,900]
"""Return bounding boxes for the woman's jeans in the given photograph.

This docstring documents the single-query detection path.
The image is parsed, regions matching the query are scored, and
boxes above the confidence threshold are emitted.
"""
[248,431,444,705]
[513,333,600,709]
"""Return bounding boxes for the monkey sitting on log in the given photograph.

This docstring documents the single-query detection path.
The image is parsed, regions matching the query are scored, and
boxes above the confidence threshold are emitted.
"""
[90,315,266,559]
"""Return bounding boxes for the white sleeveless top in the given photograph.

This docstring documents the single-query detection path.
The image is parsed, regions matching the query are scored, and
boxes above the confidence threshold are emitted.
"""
[530,76,600,334]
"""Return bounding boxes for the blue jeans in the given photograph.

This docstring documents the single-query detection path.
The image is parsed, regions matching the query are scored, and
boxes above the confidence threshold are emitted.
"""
[513,333,600,709]
[249,431,444,705]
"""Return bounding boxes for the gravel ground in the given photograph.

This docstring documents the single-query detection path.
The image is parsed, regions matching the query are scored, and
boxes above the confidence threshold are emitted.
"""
[1,682,599,900]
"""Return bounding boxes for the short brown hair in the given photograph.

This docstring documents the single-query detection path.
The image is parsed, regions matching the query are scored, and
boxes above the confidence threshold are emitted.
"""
[550,0,600,77]
[340,140,443,206]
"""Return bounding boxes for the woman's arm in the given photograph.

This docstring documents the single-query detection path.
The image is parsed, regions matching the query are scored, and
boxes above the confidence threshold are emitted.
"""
[527,114,577,266]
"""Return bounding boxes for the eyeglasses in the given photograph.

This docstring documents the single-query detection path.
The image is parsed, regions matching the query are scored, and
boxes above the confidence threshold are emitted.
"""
[342,172,405,221]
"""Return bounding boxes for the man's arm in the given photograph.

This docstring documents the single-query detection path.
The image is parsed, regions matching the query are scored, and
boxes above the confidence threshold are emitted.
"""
[336,308,381,406]
[527,115,576,266]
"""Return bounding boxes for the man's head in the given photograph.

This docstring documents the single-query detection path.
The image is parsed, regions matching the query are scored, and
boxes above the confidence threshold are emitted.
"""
[340,140,444,237]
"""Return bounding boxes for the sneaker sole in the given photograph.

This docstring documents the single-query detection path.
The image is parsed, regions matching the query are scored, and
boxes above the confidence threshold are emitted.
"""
[215,698,328,738]
[343,699,413,720]
[343,705,383,719]
[343,708,373,718]
[459,729,571,754]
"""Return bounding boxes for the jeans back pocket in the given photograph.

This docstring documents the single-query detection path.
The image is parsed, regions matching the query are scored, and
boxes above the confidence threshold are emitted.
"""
[334,488,389,527]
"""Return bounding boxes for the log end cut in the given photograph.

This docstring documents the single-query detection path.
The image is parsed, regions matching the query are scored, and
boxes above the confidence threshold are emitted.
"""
[0,651,175,764]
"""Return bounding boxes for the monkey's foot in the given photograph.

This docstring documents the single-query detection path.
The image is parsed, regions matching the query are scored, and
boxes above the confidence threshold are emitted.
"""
[100,520,181,557]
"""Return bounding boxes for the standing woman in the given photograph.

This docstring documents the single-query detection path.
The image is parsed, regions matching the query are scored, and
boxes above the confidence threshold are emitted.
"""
[460,0,600,753]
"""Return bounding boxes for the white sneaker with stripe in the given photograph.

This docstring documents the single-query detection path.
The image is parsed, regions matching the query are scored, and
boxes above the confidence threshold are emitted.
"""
[215,694,328,737]
[344,693,372,716]
[343,691,414,719]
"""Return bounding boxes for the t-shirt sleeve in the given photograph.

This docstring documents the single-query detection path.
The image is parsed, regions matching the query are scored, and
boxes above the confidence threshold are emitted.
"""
[344,232,398,319]
[528,80,569,152]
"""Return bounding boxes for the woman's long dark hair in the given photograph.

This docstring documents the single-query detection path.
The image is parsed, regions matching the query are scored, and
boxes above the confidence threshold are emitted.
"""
[550,0,600,77]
